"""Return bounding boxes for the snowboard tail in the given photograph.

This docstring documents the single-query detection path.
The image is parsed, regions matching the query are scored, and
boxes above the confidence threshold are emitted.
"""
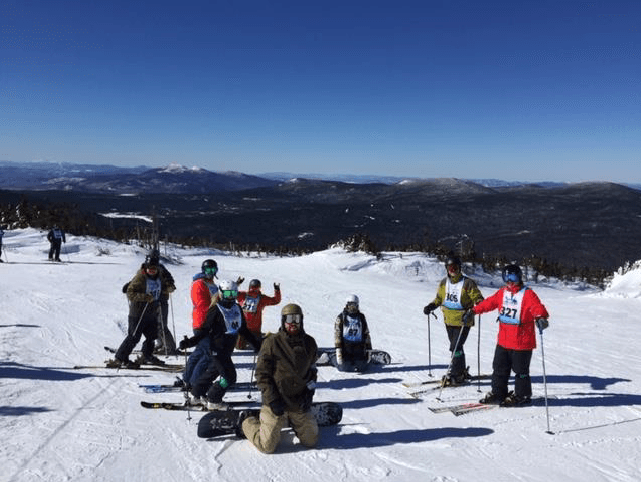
[316,348,391,366]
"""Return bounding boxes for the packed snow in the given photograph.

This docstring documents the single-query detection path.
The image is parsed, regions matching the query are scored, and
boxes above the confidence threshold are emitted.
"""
[1,228,640,482]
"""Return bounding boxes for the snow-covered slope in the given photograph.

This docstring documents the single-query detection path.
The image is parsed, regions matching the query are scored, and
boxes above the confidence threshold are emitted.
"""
[1,229,640,482]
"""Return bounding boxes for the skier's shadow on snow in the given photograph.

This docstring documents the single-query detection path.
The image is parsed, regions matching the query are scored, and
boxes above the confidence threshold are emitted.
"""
[1,361,109,382]
[0,406,53,416]
[0,324,41,328]
[531,374,629,390]
[338,397,421,410]
[326,426,494,449]
[546,392,641,408]
[374,363,449,374]
[317,377,403,390]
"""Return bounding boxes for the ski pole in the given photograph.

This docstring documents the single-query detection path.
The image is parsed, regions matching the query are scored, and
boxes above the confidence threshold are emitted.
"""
[247,353,257,400]
[436,324,466,401]
[539,327,553,434]
[170,294,177,356]
[427,312,433,377]
[477,314,482,392]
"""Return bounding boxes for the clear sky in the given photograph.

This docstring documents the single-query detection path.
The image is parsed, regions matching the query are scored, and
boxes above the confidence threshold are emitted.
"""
[1,0,639,182]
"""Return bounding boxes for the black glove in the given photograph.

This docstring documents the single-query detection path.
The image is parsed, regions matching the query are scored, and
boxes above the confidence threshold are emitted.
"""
[274,282,280,291]
[270,398,286,416]
[535,318,549,333]
[462,309,475,326]
[423,303,437,315]
[178,335,193,350]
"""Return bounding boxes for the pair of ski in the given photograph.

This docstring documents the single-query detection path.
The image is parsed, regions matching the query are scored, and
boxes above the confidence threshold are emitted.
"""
[403,374,492,398]
[72,363,184,372]
[139,380,257,394]
[429,395,554,416]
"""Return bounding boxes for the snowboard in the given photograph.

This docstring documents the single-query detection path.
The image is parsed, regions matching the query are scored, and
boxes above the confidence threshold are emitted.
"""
[197,401,343,438]
[139,380,257,394]
[140,399,257,411]
[315,348,391,366]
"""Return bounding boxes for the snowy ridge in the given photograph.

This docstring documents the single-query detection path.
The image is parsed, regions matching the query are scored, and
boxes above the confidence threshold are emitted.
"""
[1,228,641,482]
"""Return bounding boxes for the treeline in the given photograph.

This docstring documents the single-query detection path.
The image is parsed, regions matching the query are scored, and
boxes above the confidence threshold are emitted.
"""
[0,195,612,287]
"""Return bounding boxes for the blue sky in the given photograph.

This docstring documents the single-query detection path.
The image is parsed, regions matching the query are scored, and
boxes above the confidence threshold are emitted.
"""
[1,0,639,182]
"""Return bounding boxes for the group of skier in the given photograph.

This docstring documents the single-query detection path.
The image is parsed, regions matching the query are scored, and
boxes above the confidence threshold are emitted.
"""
[424,255,550,407]
[107,248,549,452]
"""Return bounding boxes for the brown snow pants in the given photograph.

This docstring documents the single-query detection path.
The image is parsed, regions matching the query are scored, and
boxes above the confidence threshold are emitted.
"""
[242,404,319,453]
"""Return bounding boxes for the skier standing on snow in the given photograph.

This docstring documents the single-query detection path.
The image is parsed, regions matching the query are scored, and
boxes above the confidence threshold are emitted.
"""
[423,255,484,385]
[107,255,167,368]
[47,225,66,261]
[472,263,550,406]
[240,303,319,453]
[331,294,373,372]
[181,259,220,389]
[235,279,281,349]
[179,279,261,409]
[145,249,178,355]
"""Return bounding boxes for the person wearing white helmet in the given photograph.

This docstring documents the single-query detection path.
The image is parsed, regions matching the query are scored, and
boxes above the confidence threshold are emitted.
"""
[179,279,261,409]
[332,294,373,372]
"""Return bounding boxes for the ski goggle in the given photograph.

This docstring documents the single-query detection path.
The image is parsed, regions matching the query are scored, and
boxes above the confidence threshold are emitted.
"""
[221,289,237,299]
[504,273,520,283]
[284,313,302,325]
[204,267,217,276]
[146,265,158,273]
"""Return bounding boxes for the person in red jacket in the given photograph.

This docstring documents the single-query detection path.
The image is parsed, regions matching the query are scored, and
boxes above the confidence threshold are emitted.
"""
[469,264,550,406]
[235,279,281,349]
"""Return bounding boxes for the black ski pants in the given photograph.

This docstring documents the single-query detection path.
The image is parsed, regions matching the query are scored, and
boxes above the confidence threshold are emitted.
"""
[445,325,470,377]
[191,351,237,402]
[491,345,533,399]
[115,304,159,362]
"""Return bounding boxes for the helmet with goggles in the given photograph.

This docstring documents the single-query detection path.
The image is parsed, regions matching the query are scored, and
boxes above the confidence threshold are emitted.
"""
[201,259,218,278]
[281,303,303,333]
[218,279,238,300]
[502,264,523,284]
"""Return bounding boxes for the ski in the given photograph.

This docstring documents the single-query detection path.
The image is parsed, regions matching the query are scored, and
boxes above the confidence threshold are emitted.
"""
[431,395,556,416]
[139,380,257,394]
[402,373,492,388]
[72,363,183,372]
[452,404,497,416]
[103,346,190,356]
[141,400,258,411]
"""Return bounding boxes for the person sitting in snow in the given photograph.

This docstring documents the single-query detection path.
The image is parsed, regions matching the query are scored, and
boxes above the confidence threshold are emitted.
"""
[423,255,484,386]
[107,255,167,368]
[240,303,319,453]
[331,294,373,372]
[235,278,281,349]
[472,263,550,407]
[179,279,261,409]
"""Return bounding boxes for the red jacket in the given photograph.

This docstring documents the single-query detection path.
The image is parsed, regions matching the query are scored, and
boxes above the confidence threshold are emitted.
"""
[237,288,281,333]
[472,284,549,350]
[191,275,218,330]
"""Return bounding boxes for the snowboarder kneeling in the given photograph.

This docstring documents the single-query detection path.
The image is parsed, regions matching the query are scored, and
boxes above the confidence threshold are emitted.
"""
[332,294,372,372]
[239,303,319,453]
[472,264,550,407]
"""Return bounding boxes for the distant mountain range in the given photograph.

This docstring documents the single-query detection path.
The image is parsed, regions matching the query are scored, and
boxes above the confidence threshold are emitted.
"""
[2,160,640,271]
[5,160,635,192]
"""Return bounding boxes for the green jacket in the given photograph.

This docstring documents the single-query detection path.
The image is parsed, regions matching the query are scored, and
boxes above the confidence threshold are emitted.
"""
[431,274,484,327]
[255,329,318,411]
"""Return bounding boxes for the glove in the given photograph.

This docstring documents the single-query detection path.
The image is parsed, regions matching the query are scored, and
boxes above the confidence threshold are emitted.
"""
[178,335,192,350]
[274,282,280,291]
[270,398,286,416]
[167,285,176,293]
[462,309,475,326]
[335,348,343,366]
[423,303,437,315]
[236,276,245,285]
[535,318,549,333]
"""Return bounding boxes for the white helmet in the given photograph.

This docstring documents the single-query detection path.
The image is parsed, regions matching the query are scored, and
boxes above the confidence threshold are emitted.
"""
[346,294,359,306]
[218,279,238,300]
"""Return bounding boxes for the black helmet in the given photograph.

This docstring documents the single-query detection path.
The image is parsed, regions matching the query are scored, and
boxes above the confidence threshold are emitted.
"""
[445,255,461,268]
[248,279,261,290]
[502,264,523,283]
[145,251,160,266]
[201,259,218,277]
